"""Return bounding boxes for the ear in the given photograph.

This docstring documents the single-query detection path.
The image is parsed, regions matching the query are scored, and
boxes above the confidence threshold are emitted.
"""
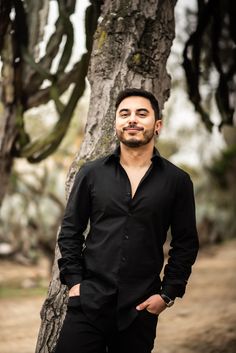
[155,119,162,134]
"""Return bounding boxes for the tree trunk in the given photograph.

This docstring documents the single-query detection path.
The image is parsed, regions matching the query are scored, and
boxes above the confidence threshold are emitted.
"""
[35,1,177,352]
[0,30,18,206]
[0,108,17,205]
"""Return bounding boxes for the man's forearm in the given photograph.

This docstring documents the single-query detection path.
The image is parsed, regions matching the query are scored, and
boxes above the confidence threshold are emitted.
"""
[57,165,90,287]
[162,173,199,299]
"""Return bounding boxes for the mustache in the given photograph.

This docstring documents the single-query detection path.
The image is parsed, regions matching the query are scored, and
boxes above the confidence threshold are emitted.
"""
[123,125,144,131]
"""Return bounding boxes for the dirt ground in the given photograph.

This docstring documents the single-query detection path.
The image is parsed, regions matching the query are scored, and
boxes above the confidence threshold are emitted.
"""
[0,239,236,353]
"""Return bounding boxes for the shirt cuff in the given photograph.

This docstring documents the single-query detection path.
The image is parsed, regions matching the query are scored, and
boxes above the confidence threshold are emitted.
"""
[160,284,186,300]
[63,274,82,289]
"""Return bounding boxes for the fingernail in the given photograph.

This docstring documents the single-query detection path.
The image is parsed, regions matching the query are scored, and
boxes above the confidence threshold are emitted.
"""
[136,305,140,310]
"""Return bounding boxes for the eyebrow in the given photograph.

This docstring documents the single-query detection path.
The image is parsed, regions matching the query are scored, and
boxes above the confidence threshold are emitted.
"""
[118,108,149,114]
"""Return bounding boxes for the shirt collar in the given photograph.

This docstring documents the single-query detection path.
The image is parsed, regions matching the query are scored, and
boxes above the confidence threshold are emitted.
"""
[104,144,162,164]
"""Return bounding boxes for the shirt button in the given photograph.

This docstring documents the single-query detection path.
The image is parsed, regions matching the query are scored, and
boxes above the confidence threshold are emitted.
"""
[122,256,126,262]
[124,235,129,240]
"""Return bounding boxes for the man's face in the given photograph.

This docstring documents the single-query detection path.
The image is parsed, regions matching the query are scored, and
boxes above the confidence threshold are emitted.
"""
[115,96,162,148]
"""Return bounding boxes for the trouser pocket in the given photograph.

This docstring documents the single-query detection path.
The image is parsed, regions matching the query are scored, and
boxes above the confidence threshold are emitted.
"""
[67,295,81,308]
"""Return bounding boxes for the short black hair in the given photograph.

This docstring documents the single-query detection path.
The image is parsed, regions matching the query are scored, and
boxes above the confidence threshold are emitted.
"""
[115,88,160,120]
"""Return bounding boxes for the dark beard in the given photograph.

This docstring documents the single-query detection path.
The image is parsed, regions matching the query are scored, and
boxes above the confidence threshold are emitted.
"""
[116,129,155,148]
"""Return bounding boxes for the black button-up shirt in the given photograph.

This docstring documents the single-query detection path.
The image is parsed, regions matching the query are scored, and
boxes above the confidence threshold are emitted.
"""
[58,146,199,329]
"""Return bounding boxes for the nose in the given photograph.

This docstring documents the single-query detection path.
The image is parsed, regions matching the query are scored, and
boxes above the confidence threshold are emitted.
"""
[128,112,138,123]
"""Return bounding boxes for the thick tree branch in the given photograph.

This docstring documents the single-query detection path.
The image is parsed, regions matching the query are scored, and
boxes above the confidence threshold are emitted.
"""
[57,1,74,73]
[182,0,215,131]
[183,0,235,131]
[24,18,64,95]
[18,52,89,163]
[24,0,76,95]
[26,61,80,109]
[0,0,12,52]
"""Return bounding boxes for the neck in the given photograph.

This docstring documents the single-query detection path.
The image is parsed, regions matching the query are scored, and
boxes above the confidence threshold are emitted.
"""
[119,142,154,168]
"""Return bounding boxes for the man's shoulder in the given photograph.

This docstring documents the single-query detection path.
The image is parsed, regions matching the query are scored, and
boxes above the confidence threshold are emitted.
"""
[160,156,191,181]
[79,154,109,174]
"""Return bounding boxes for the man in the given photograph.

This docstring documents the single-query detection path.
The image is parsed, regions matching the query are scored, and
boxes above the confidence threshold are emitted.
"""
[55,88,199,353]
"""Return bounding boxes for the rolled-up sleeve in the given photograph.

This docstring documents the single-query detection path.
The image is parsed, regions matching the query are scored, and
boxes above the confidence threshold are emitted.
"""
[57,165,90,288]
[161,172,199,299]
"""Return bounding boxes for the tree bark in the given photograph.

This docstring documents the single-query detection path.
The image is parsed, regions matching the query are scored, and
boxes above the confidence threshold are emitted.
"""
[35,1,177,352]
[0,108,17,205]
[0,30,18,206]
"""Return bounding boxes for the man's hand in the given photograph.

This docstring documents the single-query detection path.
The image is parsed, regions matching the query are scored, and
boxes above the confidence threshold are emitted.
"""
[69,283,80,297]
[136,294,167,315]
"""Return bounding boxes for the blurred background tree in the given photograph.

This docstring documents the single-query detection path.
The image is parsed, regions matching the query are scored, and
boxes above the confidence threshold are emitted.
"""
[0,0,100,264]
[183,0,235,131]
[160,0,236,245]
[0,0,100,206]
[182,0,236,243]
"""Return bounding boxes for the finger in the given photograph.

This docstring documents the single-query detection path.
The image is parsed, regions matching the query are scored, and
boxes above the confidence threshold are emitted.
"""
[136,301,149,311]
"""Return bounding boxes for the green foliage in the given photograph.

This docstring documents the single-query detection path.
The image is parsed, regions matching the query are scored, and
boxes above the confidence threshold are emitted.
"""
[208,144,236,188]
[0,285,47,299]
[196,143,236,244]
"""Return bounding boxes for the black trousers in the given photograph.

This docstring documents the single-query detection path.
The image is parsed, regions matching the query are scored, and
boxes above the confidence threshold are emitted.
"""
[54,298,158,353]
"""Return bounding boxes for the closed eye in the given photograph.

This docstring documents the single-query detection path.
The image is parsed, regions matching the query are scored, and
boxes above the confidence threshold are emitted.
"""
[136,109,149,117]
[137,111,148,118]
[119,109,130,118]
